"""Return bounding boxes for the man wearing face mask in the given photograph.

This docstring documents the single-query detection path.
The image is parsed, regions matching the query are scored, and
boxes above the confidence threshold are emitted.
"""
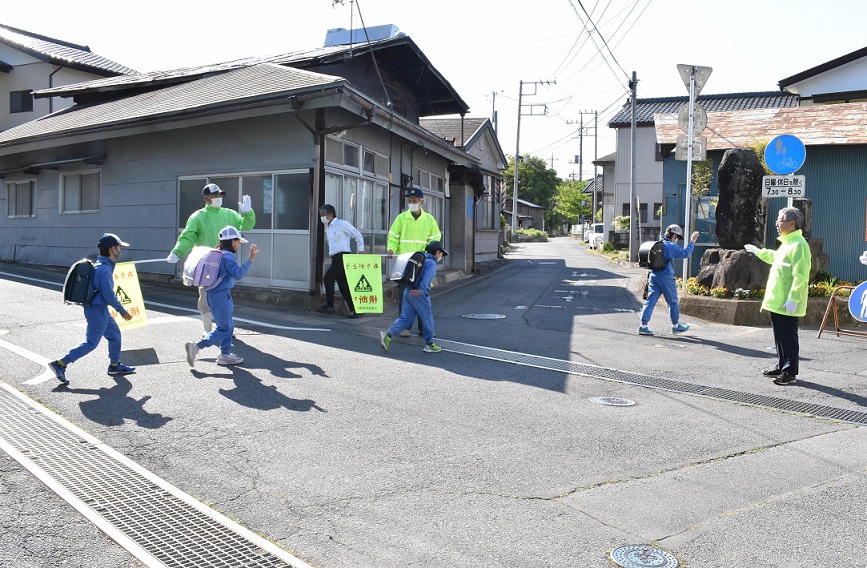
[317,204,365,317]
[166,183,256,334]
[387,187,441,337]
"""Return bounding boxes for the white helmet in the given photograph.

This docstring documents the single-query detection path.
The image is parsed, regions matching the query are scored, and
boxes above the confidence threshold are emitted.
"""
[665,224,684,237]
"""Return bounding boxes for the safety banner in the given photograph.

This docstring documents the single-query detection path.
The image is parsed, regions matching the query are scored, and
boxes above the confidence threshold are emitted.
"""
[110,262,147,330]
[343,254,384,314]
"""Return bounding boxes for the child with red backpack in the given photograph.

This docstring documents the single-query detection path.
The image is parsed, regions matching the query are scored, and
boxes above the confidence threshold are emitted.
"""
[185,226,258,367]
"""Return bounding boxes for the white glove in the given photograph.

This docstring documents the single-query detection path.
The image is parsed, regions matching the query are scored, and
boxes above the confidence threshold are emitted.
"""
[784,299,797,314]
[744,244,759,255]
[860,251,867,266]
[166,252,179,264]
[239,195,252,213]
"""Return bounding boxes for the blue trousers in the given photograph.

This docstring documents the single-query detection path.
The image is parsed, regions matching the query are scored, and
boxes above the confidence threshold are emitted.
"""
[640,272,680,325]
[197,289,234,354]
[388,288,435,344]
[63,305,122,364]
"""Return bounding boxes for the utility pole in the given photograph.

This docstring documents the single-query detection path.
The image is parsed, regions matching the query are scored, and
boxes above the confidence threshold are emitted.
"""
[629,71,638,262]
[491,90,500,133]
[510,80,553,240]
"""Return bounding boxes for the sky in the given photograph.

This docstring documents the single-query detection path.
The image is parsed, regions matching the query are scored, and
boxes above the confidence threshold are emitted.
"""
[4,0,866,181]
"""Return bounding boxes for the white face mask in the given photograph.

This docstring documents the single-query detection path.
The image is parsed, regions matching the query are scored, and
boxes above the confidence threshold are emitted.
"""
[320,216,329,225]
[408,203,420,213]
[209,197,222,208]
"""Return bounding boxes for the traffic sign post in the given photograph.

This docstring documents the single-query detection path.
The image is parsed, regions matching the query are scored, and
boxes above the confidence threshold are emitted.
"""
[675,64,712,289]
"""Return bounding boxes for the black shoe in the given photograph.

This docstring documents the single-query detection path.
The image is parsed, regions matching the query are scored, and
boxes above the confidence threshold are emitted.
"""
[346,312,358,319]
[316,304,335,314]
[773,372,797,386]
[763,368,782,377]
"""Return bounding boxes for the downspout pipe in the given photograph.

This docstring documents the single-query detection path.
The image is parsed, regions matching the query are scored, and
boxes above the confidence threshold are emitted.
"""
[48,66,62,113]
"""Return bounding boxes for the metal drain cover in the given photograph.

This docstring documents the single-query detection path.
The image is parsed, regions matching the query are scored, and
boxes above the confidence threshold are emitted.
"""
[461,314,506,319]
[610,545,680,567]
[589,396,636,406]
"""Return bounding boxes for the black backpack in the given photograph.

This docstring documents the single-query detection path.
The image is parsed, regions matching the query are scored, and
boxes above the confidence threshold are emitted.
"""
[391,251,427,286]
[63,259,98,305]
[638,240,667,271]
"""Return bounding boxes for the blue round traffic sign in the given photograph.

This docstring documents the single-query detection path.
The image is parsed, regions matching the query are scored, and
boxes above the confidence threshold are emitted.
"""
[765,134,806,175]
[849,281,867,322]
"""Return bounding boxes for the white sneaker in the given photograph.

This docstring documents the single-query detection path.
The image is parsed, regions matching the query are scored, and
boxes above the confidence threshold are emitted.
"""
[216,353,244,366]
[185,342,199,367]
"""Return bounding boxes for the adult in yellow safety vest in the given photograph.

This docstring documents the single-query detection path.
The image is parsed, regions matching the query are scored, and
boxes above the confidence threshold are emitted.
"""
[387,187,441,337]
[744,206,811,386]
[166,183,256,333]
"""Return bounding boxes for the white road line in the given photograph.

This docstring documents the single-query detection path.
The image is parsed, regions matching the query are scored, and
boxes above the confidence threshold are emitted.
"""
[0,331,55,385]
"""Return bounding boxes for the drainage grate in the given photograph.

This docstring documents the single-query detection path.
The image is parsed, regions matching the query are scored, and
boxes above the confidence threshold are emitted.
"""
[392,336,867,426]
[0,385,311,568]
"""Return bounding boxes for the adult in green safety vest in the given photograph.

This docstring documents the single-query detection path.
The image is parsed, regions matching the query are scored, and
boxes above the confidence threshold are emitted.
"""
[387,187,441,337]
[745,206,811,386]
[166,183,256,333]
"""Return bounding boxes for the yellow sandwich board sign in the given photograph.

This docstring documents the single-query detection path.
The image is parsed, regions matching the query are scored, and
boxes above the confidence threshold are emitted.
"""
[109,262,147,330]
[343,254,384,313]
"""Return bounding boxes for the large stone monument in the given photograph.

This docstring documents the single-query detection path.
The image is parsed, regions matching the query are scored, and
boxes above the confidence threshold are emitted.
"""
[715,147,766,248]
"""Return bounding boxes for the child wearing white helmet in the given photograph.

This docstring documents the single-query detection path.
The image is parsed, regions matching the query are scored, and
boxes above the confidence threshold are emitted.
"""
[184,226,258,367]
[637,224,699,336]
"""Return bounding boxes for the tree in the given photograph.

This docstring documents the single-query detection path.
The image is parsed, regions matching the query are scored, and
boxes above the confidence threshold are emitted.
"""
[503,154,561,209]
[552,179,590,226]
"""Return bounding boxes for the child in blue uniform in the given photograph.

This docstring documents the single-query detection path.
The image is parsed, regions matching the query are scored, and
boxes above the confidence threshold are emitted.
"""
[638,224,699,336]
[380,241,448,353]
[49,233,135,385]
[185,226,259,366]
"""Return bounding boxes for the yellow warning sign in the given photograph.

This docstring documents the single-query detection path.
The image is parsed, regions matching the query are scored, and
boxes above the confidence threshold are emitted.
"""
[110,262,147,331]
[343,254,384,313]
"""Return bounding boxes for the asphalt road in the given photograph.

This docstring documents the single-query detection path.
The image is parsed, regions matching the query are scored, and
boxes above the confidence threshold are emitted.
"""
[1,237,865,568]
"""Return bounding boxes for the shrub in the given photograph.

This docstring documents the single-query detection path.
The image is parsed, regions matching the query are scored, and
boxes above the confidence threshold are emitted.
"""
[682,277,711,296]
[517,228,548,241]
[710,286,732,299]
[602,242,615,252]
[733,288,764,300]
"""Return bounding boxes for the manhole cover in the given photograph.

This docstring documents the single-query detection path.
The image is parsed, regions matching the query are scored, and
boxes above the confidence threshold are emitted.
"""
[589,396,636,407]
[610,545,680,568]
[461,314,506,319]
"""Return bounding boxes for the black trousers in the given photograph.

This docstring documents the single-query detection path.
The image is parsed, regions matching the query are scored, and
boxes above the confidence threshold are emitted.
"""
[324,252,355,312]
[770,311,799,375]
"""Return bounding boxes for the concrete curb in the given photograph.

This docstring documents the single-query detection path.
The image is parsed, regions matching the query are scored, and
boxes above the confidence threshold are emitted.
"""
[679,295,863,327]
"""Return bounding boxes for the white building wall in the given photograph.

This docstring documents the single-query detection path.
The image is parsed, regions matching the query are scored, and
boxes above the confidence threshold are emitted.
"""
[613,124,664,242]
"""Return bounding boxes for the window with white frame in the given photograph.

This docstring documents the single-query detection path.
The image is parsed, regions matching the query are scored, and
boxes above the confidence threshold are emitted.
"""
[60,170,100,213]
[475,175,494,230]
[177,172,309,231]
[6,180,35,218]
[412,166,445,229]
[324,136,390,254]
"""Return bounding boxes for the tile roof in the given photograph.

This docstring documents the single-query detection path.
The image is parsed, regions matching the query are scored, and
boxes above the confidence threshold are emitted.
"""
[0,64,344,147]
[420,117,488,145]
[654,102,867,149]
[0,23,136,76]
[581,174,604,194]
[35,36,468,115]
[608,92,798,126]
